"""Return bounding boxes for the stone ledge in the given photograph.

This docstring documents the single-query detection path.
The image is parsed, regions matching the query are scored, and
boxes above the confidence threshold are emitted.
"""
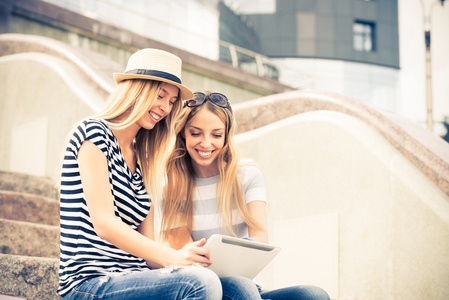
[0,254,59,300]
[234,89,449,197]
[0,33,120,99]
[0,190,59,226]
[0,218,59,258]
[0,170,58,199]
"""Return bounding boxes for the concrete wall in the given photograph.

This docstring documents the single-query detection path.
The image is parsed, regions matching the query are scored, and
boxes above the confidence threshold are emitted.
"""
[236,110,449,300]
[0,52,104,180]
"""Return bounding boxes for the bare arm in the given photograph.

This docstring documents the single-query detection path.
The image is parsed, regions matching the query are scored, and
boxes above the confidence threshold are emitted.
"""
[78,140,210,267]
[138,206,210,267]
[247,200,268,243]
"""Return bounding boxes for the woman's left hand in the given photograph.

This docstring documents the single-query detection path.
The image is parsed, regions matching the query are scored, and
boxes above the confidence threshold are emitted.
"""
[175,238,212,267]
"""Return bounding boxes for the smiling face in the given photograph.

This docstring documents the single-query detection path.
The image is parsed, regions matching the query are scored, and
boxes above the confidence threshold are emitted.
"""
[137,82,179,130]
[184,107,226,178]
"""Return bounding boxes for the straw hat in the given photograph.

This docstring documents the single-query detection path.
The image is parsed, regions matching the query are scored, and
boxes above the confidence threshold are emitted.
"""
[113,48,193,100]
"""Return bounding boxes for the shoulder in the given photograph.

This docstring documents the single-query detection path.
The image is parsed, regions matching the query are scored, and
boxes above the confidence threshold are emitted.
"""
[83,118,111,136]
[238,158,263,174]
[79,118,113,143]
[68,118,113,155]
[71,118,108,137]
[237,158,264,183]
[237,159,267,202]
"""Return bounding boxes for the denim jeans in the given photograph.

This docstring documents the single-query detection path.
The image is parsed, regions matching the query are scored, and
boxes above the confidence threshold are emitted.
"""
[221,276,330,300]
[61,266,222,300]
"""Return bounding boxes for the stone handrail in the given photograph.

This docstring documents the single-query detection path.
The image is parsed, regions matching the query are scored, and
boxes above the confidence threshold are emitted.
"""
[233,89,449,197]
[0,33,120,99]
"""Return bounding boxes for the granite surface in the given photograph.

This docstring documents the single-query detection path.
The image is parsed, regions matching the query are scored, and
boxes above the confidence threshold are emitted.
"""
[0,170,58,200]
[0,190,59,226]
[0,254,59,300]
[0,218,59,258]
[0,171,61,298]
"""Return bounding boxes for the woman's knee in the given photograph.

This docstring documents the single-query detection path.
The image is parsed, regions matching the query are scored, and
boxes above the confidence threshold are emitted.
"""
[221,276,256,289]
[300,285,330,300]
[284,285,330,300]
[221,276,260,300]
[181,266,222,299]
[260,284,330,300]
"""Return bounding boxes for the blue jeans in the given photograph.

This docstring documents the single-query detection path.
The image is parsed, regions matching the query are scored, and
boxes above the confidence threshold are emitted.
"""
[221,276,330,300]
[61,266,222,300]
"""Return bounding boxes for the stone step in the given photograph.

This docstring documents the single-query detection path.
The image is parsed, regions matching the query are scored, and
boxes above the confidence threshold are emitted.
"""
[0,254,59,300]
[0,218,59,258]
[0,190,59,226]
[0,170,58,199]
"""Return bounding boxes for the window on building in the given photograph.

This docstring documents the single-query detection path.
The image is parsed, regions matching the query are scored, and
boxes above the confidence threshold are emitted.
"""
[353,20,376,52]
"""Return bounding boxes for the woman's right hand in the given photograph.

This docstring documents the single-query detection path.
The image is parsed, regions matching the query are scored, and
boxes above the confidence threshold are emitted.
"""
[173,238,212,267]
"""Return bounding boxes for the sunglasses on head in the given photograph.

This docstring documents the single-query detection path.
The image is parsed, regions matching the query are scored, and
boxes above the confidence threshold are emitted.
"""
[184,92,230,109]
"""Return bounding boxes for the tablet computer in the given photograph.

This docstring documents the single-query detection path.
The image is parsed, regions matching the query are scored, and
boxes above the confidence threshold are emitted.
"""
[204,234,281,279]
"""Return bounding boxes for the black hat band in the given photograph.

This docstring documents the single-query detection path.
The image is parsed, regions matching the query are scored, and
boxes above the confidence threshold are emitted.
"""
[125,69,182,84]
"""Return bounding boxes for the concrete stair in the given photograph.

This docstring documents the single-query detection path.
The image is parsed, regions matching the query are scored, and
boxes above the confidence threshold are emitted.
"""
[0,171,59,299]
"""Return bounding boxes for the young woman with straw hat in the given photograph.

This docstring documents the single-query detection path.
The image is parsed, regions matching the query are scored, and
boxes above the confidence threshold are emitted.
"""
[58,49,222,299]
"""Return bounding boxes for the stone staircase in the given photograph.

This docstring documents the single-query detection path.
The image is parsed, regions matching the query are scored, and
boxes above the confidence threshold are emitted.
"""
[0,171,60,299]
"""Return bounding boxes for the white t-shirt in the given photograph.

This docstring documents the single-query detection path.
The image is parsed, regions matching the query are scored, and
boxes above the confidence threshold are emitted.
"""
[190,160,267,241]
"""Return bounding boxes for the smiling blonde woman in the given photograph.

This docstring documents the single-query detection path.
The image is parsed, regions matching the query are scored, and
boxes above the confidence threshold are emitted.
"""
[161,91,331,300]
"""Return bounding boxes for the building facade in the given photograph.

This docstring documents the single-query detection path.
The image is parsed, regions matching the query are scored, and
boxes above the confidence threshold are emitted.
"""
[221,0,449,135]
[3,0,448,132]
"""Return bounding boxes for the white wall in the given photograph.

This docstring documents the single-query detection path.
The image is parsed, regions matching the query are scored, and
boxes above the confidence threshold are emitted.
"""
[46,0,221,60]
[398,0,449,135]
[0,52,103,180]
[236,110,449,300]
[275,58,399,114]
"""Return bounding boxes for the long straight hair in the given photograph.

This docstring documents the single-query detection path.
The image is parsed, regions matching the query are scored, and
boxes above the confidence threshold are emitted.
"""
[161,100,261,240]
[96,79,182,205]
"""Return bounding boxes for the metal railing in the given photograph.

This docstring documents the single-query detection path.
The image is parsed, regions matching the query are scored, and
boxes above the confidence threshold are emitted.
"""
[218,40,280,80]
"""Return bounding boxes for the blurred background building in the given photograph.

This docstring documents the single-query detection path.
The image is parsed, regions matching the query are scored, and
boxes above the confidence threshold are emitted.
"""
[2,0,448,134]
[4,0,447,134]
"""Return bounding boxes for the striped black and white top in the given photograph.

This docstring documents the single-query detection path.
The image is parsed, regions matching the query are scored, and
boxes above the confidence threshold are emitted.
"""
[190,161,267,241]
[58,118,151,296]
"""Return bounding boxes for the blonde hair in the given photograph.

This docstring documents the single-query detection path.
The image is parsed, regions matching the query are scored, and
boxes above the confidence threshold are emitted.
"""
[161,97,261,240]
[97,79,183,205]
